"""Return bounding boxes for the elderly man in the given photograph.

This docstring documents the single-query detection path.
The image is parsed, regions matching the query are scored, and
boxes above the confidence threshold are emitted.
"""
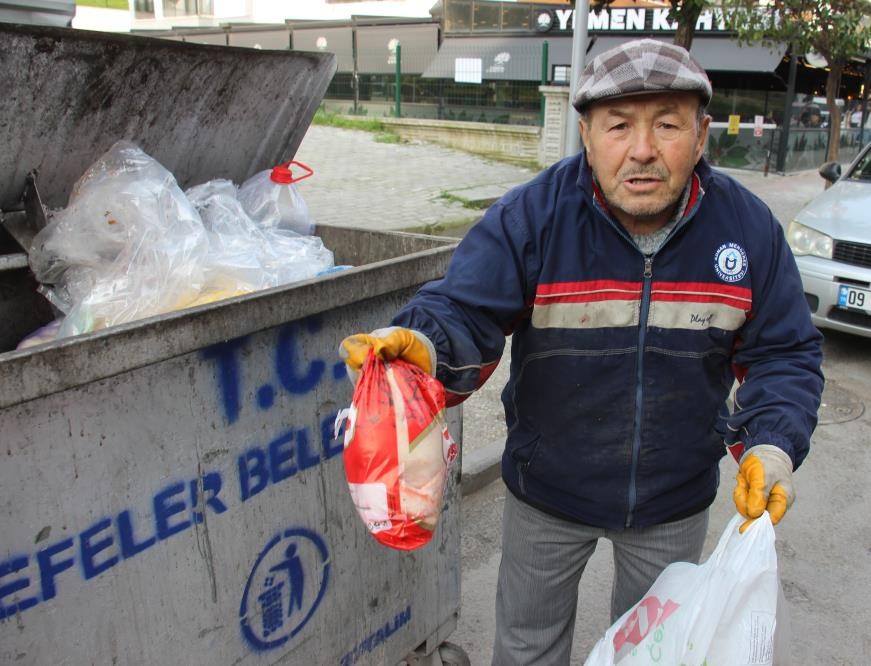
[341,39,823,664]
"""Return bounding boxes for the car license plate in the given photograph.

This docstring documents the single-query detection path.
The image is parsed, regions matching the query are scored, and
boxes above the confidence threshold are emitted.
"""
[838,284,871,313]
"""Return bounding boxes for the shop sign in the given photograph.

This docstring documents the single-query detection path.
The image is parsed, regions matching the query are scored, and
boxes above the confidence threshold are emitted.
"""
[728,115,741,135]
[754,115,764,137]
[535,8,729,33]
[455,57,482,84]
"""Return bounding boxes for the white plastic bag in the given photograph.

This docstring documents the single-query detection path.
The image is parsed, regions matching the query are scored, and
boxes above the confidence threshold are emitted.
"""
[584,512,790,666]
[27,143,334,340]
[29,140,209,337]
[237,160,315,235]
[186,179,334,296]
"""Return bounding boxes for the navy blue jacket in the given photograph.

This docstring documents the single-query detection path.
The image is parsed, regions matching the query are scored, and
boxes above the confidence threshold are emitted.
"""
[392,152,823,530]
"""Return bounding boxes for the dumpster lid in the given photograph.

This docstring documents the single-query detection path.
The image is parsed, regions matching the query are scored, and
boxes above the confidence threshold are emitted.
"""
[0,22,336,211]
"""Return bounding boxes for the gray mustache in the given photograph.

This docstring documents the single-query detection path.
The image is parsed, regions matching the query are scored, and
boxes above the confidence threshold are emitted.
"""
[619,168,667,180]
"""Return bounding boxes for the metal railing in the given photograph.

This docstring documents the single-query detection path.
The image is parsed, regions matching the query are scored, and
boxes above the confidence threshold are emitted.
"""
[322,39,555,125]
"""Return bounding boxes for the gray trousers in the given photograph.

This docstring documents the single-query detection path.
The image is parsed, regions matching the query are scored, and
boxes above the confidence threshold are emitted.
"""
[492,490,709,666]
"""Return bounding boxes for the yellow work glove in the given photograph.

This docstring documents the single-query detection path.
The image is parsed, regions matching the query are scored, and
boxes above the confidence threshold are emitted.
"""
[733,444,795,534]
[339,326,435,382]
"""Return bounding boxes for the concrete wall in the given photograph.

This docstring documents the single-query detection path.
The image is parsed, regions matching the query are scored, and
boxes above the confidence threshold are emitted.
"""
[539,86,571,167]
[351,88,567,169]
[318,87,562,168]
[379,117,541,166]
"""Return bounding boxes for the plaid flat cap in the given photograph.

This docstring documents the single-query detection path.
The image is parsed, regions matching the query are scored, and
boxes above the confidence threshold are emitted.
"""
[572,38,712,112]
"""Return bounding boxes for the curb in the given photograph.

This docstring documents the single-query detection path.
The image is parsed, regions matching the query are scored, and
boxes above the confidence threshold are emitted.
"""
[460,441,503,495]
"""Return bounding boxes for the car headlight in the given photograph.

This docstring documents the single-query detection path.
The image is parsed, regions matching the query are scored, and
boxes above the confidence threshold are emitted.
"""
[786,220,833,258]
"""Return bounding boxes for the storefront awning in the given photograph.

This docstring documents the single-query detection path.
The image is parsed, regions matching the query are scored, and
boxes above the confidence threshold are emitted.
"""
[292,26,354,72]
[589,36,786,72]
[356,23,439,75]
[228,28,290,51]
[179,31,226,46]
[422,36,566,81]
[423,35,786,82]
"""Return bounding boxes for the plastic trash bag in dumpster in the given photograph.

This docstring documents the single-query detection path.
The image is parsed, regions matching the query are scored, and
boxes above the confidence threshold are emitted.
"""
[336,350,458,551]
[28,141,333,339]
[186,178,332,291]
[29,140,208,336]
[237,160,315,235]
[584,512,790,666]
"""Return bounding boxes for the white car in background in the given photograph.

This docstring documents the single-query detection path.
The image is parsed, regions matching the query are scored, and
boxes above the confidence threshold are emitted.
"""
[787,141,871,338]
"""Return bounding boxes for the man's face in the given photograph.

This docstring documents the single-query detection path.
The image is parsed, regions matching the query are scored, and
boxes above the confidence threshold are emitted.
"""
[579,92,710,232]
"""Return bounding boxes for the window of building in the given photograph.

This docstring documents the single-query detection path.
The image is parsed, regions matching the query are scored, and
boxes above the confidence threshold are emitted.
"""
[162,0,206,17]
[134,0,155,18]
[551,64,571,85]
[474,2,501,31]
[445,0,473,32]
[501,4,531,32]
[707,87,785,125]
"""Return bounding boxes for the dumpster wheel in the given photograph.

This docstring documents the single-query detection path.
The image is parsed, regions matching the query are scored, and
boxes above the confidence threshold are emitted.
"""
[437,641,471,666]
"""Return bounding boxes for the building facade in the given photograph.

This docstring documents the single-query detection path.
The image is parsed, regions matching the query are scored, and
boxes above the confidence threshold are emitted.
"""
[113,0,869,171]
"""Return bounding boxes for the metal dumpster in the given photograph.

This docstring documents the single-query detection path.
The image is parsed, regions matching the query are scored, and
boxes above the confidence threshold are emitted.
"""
[0,24,467,665]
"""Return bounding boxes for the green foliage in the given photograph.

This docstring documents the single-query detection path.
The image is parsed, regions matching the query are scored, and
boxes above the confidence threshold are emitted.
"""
[723,0,871,66]
[708,131,752,167]
[437,192,493,210]
[723,0,871,160]
[76,0,128,8]
[311,108,402,143]
[374,133,402,144]
[312,108,384,133]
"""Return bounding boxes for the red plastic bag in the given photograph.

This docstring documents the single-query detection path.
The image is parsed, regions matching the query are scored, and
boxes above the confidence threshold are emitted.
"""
[337,351,458,551]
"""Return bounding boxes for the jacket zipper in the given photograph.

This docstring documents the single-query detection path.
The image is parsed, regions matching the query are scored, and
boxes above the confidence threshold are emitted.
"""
[587,179,706,527]
[626,255,653,527]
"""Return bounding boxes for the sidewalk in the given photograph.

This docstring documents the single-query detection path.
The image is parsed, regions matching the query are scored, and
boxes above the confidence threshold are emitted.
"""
[295,124,828,491]
[295,124,538,235]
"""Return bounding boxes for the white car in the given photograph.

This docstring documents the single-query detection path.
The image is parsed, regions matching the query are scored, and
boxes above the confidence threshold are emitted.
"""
[787,141,871,338]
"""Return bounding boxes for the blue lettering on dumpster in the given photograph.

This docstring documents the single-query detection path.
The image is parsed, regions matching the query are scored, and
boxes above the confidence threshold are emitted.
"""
[203,318,347,425]
[239,528,330,651]
[0,472,230,621]
[0,419,343,622]
[1,315,350,637]
[339,605,413,665]
[237,420,343,502]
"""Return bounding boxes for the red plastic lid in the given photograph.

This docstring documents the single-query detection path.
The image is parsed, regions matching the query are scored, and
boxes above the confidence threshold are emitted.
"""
[270,160,314,184]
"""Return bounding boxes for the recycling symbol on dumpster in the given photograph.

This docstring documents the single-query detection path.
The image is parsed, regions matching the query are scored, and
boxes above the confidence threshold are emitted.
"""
[239,527,331,651]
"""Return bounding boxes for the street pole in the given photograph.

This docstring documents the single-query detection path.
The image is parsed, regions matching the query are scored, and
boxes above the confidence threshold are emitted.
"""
[540,40,549,127]
[562,0,590,158]
[352,20,359,115]
[395,43,402,118]
[776,50,798,173]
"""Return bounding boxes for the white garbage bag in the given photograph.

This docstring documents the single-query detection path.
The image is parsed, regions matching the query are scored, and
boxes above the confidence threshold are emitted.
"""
[584,512,790,666]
